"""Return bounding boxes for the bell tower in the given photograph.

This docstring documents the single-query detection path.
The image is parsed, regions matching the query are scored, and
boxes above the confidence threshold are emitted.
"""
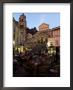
[18,13,27,28]
[15,13,27,46]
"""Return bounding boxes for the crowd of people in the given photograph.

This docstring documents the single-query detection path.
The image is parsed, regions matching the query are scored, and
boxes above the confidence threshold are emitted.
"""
[13,43,60,77]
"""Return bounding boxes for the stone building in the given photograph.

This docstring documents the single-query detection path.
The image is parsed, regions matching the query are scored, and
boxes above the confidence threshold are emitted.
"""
[39,23,49,31]
[13,14,38,49]
[38,23,60,47]
[13,14,27,46]
[52,26,60,47]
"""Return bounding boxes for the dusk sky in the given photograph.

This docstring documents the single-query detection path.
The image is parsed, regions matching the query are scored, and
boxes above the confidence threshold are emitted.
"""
[13,13,60,30]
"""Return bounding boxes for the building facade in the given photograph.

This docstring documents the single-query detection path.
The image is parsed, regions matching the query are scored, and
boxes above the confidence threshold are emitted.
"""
[14,14,27,46]
[52,27,60,47]
[38,23,60,47]
[39,23,49,31]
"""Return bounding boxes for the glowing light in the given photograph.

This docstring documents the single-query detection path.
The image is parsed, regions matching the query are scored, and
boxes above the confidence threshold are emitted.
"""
[18,48,20,53]
[20,46,24,52]
[13,41,15,45]
[47,41,50,47]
